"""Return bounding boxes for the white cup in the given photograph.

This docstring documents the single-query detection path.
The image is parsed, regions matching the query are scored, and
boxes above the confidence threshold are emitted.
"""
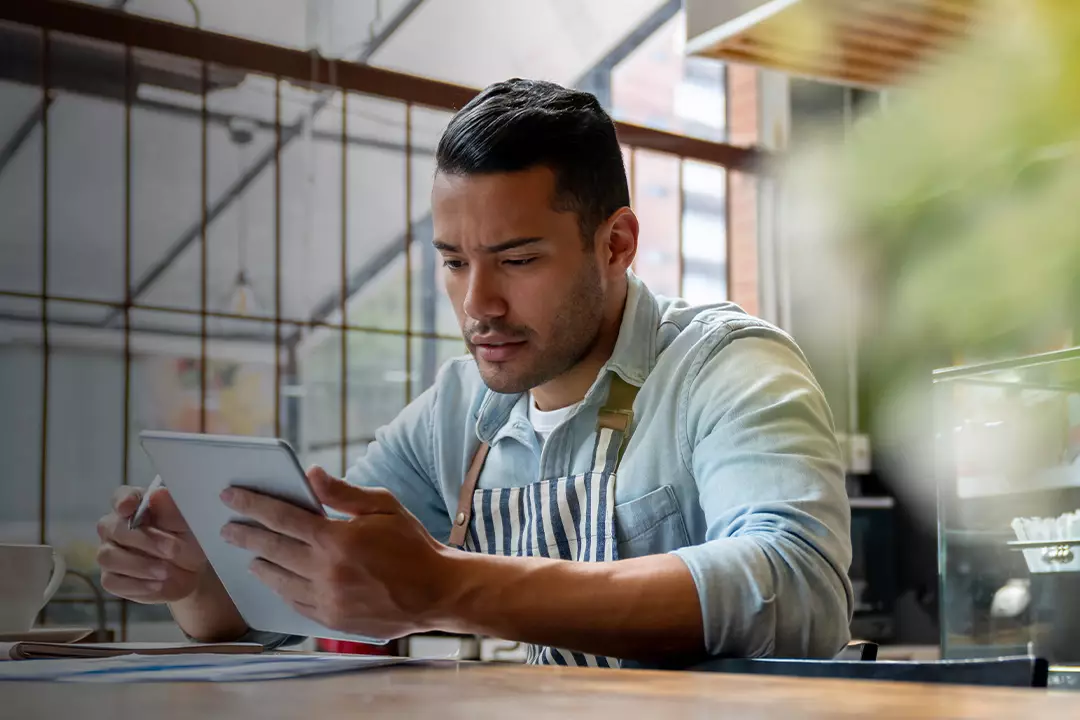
[0,544,67,633]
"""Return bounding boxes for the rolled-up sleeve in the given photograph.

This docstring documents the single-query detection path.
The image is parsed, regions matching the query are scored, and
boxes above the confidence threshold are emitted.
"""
[670,333,853,659]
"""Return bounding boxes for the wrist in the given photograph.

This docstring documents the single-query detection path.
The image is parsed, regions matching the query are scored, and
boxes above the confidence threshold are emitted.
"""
[426,544,483,635]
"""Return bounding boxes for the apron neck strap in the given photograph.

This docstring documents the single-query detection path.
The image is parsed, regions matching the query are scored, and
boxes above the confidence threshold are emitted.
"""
[595,374,639,468]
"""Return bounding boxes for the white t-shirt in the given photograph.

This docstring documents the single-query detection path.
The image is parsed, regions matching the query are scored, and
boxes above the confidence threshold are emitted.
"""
[528,394,578,446]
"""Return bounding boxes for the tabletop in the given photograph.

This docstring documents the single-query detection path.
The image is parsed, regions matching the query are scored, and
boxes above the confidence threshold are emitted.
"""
[5,660,1077,720]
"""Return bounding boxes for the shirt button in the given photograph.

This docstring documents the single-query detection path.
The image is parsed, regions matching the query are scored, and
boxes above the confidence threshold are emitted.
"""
[455,512,466,525]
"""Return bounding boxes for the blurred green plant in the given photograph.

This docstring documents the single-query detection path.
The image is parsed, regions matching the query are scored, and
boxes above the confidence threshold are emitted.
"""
[801,0,1080,435]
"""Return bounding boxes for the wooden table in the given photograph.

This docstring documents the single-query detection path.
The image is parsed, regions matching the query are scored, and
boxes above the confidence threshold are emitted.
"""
[5,661,1077,719]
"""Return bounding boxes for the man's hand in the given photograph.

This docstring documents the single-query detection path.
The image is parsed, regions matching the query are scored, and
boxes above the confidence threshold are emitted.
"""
[96,485,212,603]
[220,467,456,640]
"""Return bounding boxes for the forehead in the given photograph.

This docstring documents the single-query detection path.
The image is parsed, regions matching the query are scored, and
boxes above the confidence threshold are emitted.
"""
[431,166,563,229]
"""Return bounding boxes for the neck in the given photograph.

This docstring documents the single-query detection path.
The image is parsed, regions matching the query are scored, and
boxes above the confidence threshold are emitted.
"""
[531,282,628,412]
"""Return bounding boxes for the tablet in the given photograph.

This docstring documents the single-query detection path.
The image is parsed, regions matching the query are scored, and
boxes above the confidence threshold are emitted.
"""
[138,430,386,646]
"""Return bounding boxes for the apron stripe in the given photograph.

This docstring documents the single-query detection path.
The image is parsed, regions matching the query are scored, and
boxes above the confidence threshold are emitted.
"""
[467,512,481,553]
[582,653,599,668]
[537,481,553,557]
[591,427,613,474]
[497,489,510,556]
[570,651,590,666]
[565,476,583,561]
[530,481,541,557]
[549,478,572,560]
[474,490,490,555]
[595,474,607,563]
[509,487,523,556]
[482,490,497,555]
[582,472,593,563]
[521,486,531,557]
[550,648,570,666]
[595,656,611,669]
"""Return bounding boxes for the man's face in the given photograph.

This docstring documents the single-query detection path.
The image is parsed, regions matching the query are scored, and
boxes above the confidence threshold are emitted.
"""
[431,166,606,394]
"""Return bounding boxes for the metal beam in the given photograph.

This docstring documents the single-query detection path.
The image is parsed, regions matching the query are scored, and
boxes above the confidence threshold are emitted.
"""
[289,215,433,343]
[93,0,430,326]
[0,96,52,179]
[575,0,682,107]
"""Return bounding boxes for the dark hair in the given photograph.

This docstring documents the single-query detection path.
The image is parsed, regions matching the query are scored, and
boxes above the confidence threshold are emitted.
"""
[435,78,630,246]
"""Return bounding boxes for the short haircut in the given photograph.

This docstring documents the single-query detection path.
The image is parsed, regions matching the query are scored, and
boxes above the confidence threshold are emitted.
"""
[435,78,630,246]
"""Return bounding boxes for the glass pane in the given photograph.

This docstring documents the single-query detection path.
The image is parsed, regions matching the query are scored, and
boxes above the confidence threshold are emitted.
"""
[44,304,126,580]
[343,94,407,332]
[0,82,43,296]
[610,10,727,143]
[632,150,681,298]
[280,121,342,326]
[204,317,279,437]
[411,337,467,399]
[409,108,458,338]
[127,310,204,488]
[47,34,126,305]
[347,331,408,439]
[130,50,205,312]
[296,327,344,477]
[681,160,727,305]
[370,0,665,89]
[0,306,43,544]
[203,68,278,323]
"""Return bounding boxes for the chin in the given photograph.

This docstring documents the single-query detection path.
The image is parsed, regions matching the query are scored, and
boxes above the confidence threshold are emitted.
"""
[476,362,533,395]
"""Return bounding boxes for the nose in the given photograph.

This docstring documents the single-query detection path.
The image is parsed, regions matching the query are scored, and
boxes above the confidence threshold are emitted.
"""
[462,264,508,322]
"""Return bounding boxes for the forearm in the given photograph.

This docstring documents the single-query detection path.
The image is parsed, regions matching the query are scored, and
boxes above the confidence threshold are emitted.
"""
[437,551,704,661]
[168,567,248,643]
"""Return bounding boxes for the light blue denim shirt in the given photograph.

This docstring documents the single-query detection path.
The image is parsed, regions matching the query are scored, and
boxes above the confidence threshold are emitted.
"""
[346,272,853,659]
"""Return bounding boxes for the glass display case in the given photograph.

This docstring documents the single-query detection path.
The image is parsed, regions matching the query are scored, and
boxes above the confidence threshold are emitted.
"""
[935,346,1080,684]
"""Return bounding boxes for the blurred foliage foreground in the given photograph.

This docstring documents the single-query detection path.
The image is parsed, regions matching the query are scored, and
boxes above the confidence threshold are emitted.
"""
[785,1,1080,457]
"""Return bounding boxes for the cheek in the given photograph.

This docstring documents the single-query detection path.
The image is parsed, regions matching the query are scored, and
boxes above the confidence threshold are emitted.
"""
[443,272,468,323]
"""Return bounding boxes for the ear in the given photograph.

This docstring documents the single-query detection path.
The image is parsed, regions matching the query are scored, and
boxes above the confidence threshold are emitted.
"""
[594,207,638,277]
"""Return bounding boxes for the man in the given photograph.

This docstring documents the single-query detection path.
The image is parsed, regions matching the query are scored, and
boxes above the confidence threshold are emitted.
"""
[96,78,852,667]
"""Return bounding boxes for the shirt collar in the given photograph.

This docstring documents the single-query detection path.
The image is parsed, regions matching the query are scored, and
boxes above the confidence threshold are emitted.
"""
[474,271,661,444]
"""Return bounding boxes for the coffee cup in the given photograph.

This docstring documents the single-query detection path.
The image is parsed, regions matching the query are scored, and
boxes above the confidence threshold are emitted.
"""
[0,544,67,633]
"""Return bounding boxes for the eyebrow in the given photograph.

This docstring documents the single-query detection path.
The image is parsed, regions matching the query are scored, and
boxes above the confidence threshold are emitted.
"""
[432,237,545,254]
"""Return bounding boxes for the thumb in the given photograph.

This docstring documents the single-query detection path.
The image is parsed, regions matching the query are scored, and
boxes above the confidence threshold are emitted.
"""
[307,466,400,516]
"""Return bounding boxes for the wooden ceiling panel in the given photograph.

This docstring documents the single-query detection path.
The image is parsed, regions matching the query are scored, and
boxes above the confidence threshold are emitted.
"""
[688,0,983,88]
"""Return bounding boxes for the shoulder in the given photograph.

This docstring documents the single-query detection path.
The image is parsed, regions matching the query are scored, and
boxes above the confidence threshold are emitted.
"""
[653,296,811,382]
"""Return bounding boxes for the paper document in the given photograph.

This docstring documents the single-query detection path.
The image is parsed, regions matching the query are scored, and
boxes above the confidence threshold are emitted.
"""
[1,641,263,661]
[0,652,414,683]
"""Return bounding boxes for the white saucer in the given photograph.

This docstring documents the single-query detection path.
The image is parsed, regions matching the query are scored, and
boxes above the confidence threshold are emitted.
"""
[0,627,94,643]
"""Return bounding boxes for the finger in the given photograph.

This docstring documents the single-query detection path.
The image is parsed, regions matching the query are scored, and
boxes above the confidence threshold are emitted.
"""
[112,486,144,517]
[221,523,311,577]
[97,542,172,582]
[250,557,313,606]
[102,565,200,603]
[97,513,204,572]
[220,488,323,543]
[99,571,165,602]
[97,512,169,559]
[146,487,190,534]
[307,466,399,517]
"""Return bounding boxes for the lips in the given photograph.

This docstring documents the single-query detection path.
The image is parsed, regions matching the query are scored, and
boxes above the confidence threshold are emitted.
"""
[472,337,527,363]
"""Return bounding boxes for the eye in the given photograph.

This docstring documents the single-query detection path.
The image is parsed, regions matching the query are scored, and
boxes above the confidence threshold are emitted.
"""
[503,257,537,267]
[442,259,466,271]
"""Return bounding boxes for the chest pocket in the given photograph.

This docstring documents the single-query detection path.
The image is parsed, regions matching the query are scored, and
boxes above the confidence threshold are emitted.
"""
[614,485,691,558]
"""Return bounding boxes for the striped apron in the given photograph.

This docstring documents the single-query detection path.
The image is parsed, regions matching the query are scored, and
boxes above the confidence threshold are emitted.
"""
[447,374,638,668]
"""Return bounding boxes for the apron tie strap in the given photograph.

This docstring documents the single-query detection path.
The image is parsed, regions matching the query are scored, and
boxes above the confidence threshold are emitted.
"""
[448,441,489,549]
